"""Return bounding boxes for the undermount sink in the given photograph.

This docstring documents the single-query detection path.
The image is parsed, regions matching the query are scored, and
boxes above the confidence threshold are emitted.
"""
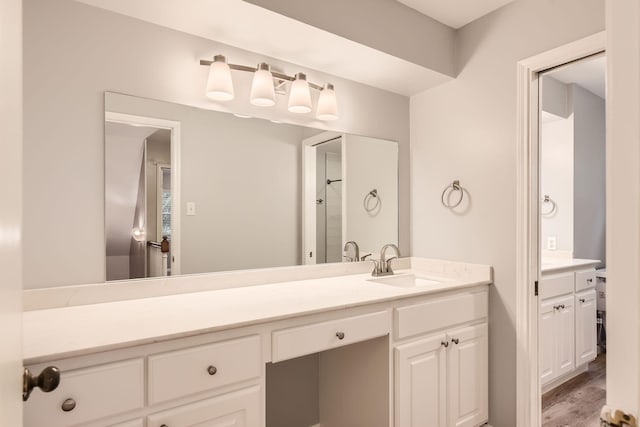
[369,274,442,288]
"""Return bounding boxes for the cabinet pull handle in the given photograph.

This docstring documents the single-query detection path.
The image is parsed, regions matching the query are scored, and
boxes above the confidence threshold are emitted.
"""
[207,365,218,376]
[587,278,593,283]
[441,341,449,348]
[23,366,60,401]
[161,425,168,427]
[336,332,345,340]
[579,298,586,303]
[61,398,76,412]
[451,338,460,345]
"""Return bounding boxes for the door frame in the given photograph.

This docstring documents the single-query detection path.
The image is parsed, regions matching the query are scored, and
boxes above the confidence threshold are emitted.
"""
[515,31,605,427]
[105,111,182,276]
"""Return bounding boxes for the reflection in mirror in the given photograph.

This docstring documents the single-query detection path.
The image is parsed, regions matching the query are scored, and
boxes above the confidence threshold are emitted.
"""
[105,115,176,281]
[105,92,398,281]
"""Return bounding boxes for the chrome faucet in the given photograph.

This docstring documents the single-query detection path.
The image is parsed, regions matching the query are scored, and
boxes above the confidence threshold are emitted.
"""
[371,244,401,276]
[343,241,360,262]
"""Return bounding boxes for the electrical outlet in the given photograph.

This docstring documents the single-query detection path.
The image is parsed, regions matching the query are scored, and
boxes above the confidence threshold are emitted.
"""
[547,236,557,250]
[186,202,196,216]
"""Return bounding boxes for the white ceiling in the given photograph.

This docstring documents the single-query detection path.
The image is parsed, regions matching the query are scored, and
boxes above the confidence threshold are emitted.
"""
[77,0,452,96]
[396,0,516,29]
[546,55,606,99]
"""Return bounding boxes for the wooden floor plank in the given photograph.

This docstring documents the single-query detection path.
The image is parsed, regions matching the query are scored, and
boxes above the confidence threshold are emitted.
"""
[541,354,606,427]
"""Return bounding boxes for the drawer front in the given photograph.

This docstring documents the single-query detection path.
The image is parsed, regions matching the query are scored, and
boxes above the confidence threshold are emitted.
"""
[272,310,390,362]
[575,269,596,292]
[540,272,574,299]
[109,419,144,427]
[24,358,144,427]
[395,291,487,340]
[147,385,260,427]
[149,335,261,405]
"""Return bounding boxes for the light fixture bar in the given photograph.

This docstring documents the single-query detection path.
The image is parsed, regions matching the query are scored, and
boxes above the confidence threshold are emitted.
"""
[199,59,323,91]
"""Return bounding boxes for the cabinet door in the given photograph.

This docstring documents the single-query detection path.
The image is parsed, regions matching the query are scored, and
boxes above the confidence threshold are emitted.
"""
[575,289,597,365]
[555,295,575,377]
[539,300,557,385]
[147,386,260,427]
[447,323,488,427]
[395,333,448,427]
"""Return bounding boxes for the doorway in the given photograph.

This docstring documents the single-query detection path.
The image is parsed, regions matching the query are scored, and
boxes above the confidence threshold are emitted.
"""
[537,53,606,426]
[515,32,606,427]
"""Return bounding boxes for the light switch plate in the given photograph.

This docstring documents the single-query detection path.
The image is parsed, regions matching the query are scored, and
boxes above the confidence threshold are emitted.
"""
[186,202,196,216]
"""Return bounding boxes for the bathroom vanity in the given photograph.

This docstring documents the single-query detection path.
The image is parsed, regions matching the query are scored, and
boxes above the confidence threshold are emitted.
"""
[22,258,491,427]
[539,258,600,391]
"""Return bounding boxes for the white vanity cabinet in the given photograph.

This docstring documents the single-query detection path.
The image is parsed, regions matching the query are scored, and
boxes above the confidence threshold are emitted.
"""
[539,262,598,389]
[394,291,488,427]
[23,279,490,427]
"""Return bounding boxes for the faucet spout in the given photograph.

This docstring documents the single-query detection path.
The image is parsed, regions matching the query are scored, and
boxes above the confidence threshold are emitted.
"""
[372,244,401,276]
[343,241,360,262]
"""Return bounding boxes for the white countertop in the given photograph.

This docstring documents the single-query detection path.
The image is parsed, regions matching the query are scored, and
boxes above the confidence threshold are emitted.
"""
[23,258,491,364]
[541,258,600,273]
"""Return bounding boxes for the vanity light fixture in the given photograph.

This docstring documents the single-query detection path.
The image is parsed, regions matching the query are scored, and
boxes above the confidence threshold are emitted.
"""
[205,55,235,101]
[200,55,339,120]
[250,63,276,107]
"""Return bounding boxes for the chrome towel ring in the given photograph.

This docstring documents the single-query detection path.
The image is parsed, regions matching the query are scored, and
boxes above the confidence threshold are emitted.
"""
[441,180,464,208]
[541,195,557,216]
[364,189,380,213]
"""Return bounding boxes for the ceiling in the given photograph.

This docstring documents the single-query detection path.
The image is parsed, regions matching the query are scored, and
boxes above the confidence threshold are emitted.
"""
[396,0,516,28]
[546,55,606,99]
[77,0,452,96]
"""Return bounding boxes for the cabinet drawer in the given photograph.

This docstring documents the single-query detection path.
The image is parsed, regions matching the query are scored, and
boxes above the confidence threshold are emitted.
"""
[148,335,261,405]
[109,419,144,427]
[24,358,144,427]
[540,272,574,299]
[272,311,389,362]
[395,291,487,340]
[575,269,596,292]
[147,385,260,427]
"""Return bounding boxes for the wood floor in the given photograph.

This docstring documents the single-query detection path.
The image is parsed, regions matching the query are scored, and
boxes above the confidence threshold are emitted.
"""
[541,354,606,427]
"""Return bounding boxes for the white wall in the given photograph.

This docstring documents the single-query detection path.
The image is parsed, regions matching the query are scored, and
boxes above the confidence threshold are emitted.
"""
[344,135,399,257]
[572,84,606,266]
[410,0,604,425]
[606,0,640,416]
[0,0,23,423]
[540,113,574,254]
[23,0,410,288]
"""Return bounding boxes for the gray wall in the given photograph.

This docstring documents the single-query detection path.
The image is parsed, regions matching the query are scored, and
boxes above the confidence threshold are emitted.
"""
[572,84,606,266]
[409,0,604,425]
[23,0,410,288]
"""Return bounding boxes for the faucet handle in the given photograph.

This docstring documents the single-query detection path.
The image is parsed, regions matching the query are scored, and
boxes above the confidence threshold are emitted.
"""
[385,256,398,274]
[361,253,372,261]
[368,259,381,275]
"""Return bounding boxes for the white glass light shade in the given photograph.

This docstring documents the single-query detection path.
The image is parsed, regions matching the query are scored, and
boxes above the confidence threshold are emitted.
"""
[316,83,338,121]
[206,55,234,101]
[250,63,276,107]
[288,73,312,114]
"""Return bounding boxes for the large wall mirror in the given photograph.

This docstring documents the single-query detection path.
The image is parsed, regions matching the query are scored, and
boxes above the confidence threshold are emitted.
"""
[105,92,398,281]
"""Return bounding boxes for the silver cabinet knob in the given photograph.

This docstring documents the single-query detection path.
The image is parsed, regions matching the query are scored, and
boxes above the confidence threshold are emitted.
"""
[207,365,217,376]
[441,341,449,348]
[579,298,586,303]
[336,332,345,340]
[451,338,460,345]
[61,398,76,412]
[587,278,593,283]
